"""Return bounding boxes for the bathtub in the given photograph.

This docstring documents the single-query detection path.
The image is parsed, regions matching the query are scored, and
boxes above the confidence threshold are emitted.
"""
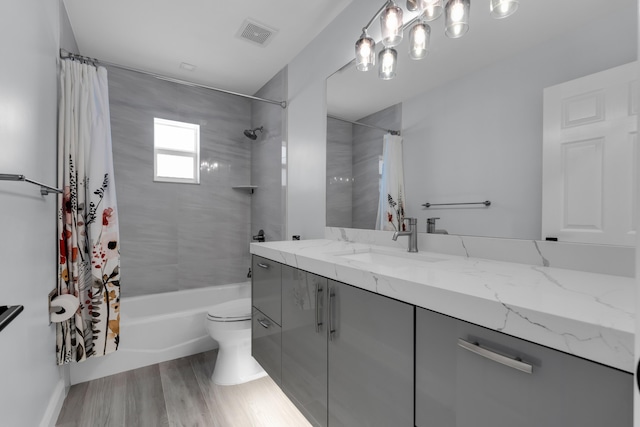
[69,282,251,385]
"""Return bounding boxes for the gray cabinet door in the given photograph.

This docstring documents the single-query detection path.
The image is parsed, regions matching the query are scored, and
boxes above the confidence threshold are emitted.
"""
[415,308,457,427]
[252,255,282,325]
[327,280,414,427]
[281,266,328,427]
[455,320,633,427]
[416,306,633,427]
[252,307,281,385]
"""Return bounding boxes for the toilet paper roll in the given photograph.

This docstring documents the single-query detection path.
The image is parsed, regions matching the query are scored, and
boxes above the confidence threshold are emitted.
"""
[50,294,80,323]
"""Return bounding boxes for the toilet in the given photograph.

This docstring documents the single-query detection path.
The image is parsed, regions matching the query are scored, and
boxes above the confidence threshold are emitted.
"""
[205,297,266,385]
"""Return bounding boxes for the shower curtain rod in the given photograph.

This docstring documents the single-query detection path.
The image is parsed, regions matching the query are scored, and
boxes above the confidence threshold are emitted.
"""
[328,114,400,135]
[59,49,287,109]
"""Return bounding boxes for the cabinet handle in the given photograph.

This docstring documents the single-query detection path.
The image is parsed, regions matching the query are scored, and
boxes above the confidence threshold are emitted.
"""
[329,290,336,341]
[458,338,532,374]
[257,318,271,329]
[315,285,323,333]
[257,263,269,269]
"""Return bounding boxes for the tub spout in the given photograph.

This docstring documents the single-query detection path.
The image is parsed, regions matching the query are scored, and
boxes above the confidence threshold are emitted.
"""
[252,229,265,242]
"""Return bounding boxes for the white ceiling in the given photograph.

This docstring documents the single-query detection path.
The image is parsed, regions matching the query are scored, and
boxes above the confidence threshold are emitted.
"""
[62,0,352,96]
[328,0,637,121]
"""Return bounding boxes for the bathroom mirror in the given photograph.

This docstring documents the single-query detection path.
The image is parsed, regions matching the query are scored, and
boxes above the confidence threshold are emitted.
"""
[326,0,638,244]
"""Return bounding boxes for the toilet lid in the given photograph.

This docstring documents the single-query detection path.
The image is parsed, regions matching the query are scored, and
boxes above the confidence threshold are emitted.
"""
[207,298,252,321]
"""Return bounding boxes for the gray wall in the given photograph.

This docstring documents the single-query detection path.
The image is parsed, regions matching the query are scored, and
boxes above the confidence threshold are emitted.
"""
[0,1,75,425]
[352,104,402,229]
[109,67,253,297]
[251,68,287,242]
[59,0,78,54]
[326,117,354,228]
[403,7,637,239]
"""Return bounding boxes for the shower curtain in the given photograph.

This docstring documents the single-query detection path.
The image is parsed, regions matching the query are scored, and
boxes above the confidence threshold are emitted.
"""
[376,133,406,231]
[56,59,121,364]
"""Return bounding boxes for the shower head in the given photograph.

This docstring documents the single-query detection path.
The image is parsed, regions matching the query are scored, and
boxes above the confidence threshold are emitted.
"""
[243,126,263,140]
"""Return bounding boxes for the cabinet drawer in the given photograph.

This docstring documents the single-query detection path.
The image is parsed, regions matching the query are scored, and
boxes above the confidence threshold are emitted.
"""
[455,321,632,427]
[415,307,632,427]
[252,255,282,325]
[252,307,281,385]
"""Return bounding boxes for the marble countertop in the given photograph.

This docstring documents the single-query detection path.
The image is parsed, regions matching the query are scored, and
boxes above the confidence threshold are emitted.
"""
[250,239,635,373]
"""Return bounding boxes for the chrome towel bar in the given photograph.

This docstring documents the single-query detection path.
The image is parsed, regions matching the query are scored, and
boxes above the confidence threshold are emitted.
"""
[0,305,24,333]
[0,174,62,196]
[422,200,491,208]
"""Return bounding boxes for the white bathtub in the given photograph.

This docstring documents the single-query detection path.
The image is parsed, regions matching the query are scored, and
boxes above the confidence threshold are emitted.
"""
[69,282,251,385]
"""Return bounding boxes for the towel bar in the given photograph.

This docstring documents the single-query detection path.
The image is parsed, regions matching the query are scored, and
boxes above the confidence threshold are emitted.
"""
[0,173,62,196]
[0,305,24,333]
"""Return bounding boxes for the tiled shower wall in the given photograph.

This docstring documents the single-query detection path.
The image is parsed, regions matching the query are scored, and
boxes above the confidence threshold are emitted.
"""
[251,68,287,242]
[326,117,353,228]
[109,67,253,297]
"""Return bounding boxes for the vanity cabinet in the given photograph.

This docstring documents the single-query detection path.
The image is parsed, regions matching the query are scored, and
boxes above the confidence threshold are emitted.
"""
[415,307,633,427]
[251,307,281,384]
[279,265,414,427]
[281,266,328,427]
[252,255,281,325]
[251,255,282,384]
[326,279,414,427]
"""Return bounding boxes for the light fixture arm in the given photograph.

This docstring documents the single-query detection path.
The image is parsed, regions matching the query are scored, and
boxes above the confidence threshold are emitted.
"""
[362,1,393,33]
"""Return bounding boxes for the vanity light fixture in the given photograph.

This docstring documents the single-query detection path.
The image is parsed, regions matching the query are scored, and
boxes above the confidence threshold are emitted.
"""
[354,0,518,80]
[355,29,376,71]
[381,1,404,47]
[408,17,430,60]
[490,0,519,19]
[379,47,398,79]
[419,0,444,21]
[445,0,470,38]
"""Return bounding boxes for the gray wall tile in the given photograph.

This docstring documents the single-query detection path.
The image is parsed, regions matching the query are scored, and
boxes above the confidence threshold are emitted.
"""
[108,66,253,297]
[326,117,353,228]
[351,104,402,229]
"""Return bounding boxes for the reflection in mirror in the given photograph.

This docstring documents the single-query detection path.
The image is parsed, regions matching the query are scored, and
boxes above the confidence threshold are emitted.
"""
[327,105,402,229]
[326,0,637,245]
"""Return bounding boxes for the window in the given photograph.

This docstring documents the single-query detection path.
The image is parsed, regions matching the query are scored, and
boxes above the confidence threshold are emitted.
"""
[153,118,200,184]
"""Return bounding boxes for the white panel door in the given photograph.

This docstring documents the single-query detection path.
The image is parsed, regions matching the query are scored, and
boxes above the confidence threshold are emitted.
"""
[542,61,638,246]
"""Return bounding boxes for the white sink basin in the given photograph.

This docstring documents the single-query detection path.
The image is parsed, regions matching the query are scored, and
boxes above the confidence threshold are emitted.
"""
[332,248,443,268]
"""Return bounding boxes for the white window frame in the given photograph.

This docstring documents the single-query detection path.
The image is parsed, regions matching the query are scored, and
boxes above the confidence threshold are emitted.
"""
[153,117,200,184]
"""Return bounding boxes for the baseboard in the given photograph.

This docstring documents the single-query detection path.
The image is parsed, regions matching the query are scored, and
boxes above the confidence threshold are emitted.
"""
[39,379,66,427]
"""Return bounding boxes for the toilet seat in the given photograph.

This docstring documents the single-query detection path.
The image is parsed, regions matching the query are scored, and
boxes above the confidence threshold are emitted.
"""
[207,298,252,322]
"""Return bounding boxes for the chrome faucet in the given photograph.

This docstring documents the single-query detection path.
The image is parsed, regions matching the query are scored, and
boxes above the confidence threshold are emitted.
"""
[427,217,449,234]
[427,217,440,233]
[392,218,418,252]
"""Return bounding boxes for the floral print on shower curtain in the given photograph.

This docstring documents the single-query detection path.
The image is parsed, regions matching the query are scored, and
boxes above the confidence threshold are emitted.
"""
[56,59,121,364]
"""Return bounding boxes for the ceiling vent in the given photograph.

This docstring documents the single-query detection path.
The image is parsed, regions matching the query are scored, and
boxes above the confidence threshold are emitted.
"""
[236,19,278,47]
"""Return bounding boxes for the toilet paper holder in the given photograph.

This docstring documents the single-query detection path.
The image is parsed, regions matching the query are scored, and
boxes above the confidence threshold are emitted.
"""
[48,290,80,324]
[48,289,57,325]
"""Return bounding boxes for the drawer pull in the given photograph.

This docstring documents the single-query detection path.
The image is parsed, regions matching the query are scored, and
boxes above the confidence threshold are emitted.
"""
[257,318,271,329]
[257,263,269,269]
[458,338,533,374]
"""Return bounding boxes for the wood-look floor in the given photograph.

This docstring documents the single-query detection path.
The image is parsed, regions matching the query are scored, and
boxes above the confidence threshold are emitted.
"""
[56,350,312,427]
